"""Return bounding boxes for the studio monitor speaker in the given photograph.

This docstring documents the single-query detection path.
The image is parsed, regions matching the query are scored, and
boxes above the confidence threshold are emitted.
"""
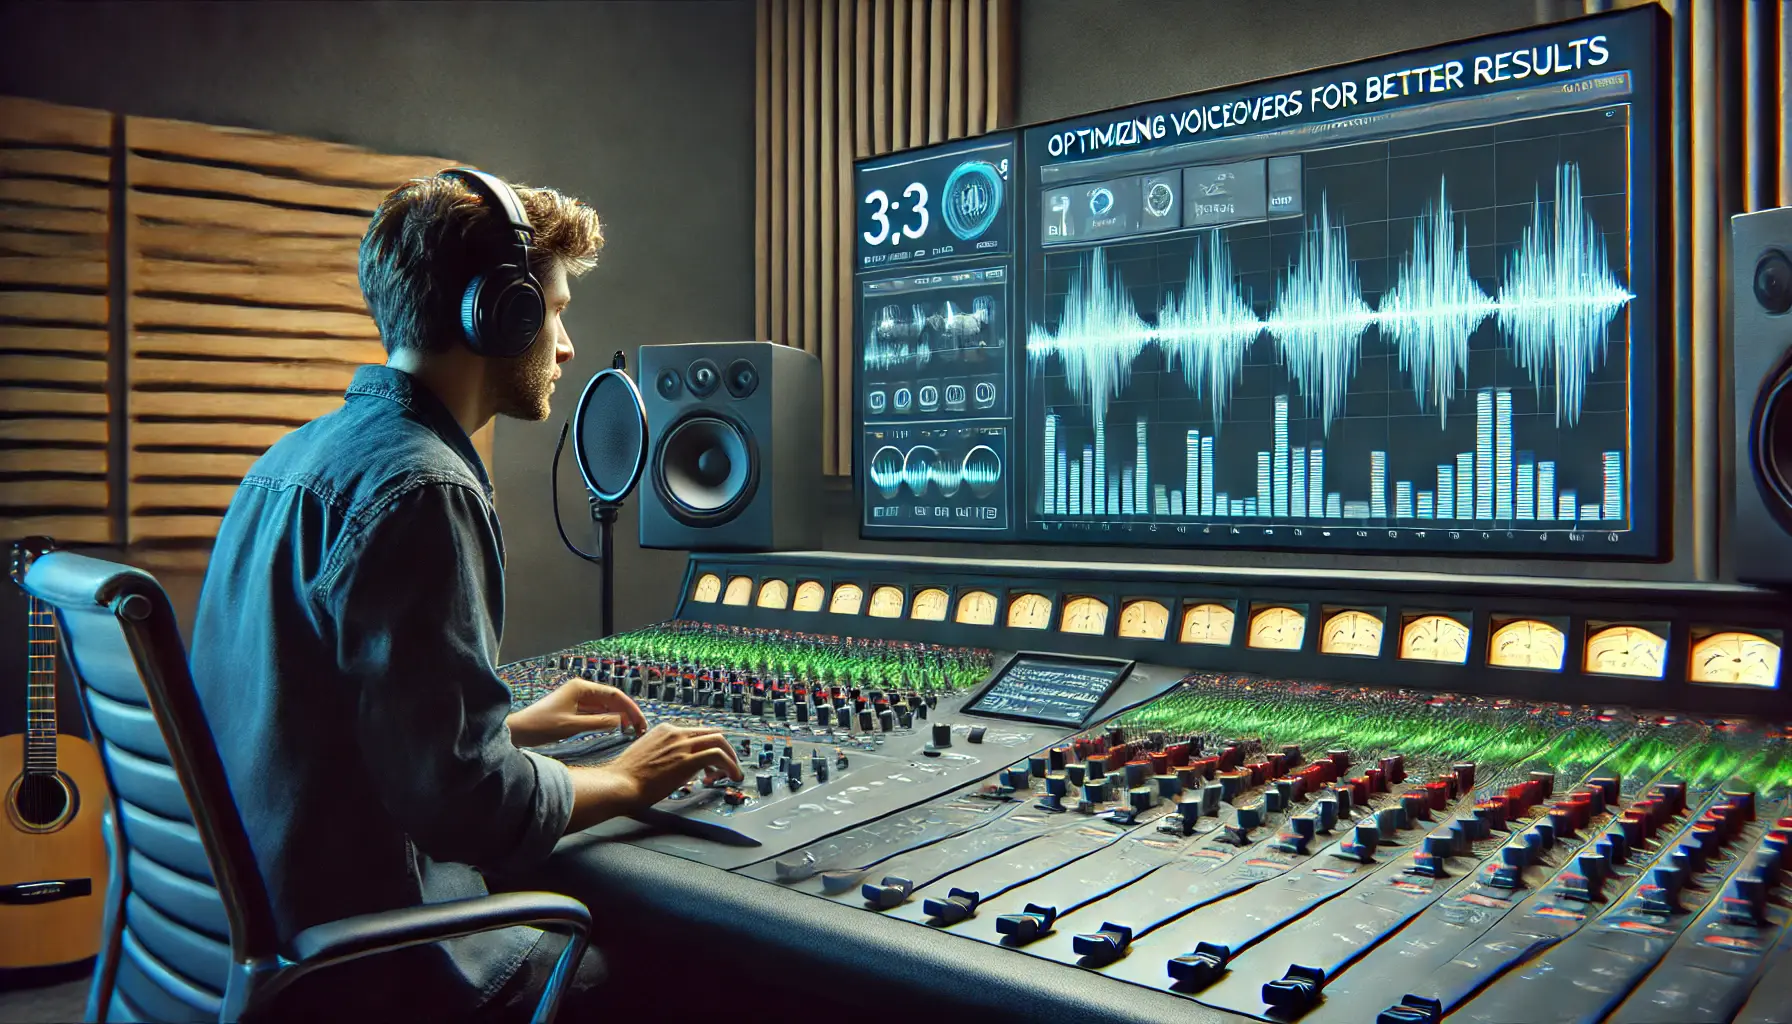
[1732,206,1792,583]
[638,341,822,551]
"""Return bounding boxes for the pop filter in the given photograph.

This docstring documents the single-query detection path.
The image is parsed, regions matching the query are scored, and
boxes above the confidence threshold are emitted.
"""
[573,365,648,502]
[551,351,649,638]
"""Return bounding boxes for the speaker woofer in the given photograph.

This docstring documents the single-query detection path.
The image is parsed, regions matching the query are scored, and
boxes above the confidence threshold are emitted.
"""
[1753,361,1792,531]
[653,412,759,525]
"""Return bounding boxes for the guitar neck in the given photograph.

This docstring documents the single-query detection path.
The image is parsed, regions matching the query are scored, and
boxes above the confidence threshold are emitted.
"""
[25,597,58,776]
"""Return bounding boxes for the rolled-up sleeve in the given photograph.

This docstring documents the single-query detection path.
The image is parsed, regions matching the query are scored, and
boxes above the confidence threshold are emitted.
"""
[317,481,574,874]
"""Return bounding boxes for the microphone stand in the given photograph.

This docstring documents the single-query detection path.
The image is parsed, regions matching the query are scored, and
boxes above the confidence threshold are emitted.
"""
[588,495,619,639]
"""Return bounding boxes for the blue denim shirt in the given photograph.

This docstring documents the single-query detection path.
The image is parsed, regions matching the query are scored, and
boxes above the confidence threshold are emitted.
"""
[189,365,574,1019]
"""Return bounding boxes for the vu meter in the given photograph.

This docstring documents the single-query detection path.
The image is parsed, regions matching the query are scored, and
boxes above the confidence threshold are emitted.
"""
[1181,603,1236,645]
[1401,614,1471,664]
[756,579,789,609]
[792,580,826,612]
[691,573,721,603]
[956,590,998,625]
[1007,593,1053,629]
[1248,607,1306,651]
[1060,597,1108,635]
[830,584,865,615]
[1489,619,1566,671]
[723,577,752,606]
[911,588,949,621]
[1321,610,1384,657]
[869,586,905,618]
[1688,631,1781,686]
[1584,625,1667,678]
[1118,600,1169,640]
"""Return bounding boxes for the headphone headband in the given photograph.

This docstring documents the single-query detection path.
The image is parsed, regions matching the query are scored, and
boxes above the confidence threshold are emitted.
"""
[442,167,534,258]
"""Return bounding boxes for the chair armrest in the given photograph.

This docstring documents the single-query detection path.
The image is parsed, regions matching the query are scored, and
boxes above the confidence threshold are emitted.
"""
[242,891,591,1023]
[287,890,590,967]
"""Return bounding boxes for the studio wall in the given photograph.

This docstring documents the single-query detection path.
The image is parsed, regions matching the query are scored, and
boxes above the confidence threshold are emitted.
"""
[0,0,757,736]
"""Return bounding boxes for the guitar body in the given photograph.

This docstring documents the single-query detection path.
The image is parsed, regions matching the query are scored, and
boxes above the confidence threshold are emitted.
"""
[0,729,110,968]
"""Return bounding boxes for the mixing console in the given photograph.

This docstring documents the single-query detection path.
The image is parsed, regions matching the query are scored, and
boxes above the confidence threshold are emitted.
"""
[509,552,1792,1023]
[739,674,1792,1022]
[501,622,1187,867]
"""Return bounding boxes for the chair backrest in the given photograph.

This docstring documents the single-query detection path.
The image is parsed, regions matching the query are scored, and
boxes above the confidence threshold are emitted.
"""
[23,552,280,1022]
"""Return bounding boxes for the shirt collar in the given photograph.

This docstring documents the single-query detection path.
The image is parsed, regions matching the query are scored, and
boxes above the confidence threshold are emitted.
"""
[344,364,494,497]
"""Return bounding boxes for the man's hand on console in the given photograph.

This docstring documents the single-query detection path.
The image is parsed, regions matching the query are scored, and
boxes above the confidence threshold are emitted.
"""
[507,678,649,748]
[564,725,745,832]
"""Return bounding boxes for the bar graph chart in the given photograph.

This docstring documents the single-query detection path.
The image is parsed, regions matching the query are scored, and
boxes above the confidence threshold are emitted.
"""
[1022,107,1649,552]
[1036,387,1622,527]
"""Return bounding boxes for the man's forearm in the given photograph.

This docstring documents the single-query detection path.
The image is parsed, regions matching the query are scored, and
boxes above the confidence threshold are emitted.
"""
[506,711,546,749]
[564,764,643,834]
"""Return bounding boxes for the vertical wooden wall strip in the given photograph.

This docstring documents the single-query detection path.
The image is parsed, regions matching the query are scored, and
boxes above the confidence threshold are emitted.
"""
[967,0,987,136]
[947,0,966,141]
[785,0,801,366]
[988,0,1012,130]
[838,2,857,473]
[860,0,874,159]
[1782,1,1792,206]
[909,0,928,148]
[803,0,820,362]
[891,0,908,156]
[928,0,947,143]
[819,0,838,467]
[769,0,787,350]
[756,0,771,341]
[1690,0,1718,580]
[872,0,889,157]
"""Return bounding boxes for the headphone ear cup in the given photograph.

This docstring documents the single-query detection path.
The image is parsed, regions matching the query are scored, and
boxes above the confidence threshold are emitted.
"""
[493,273,546,357]
[460,273,489,352]
[460,268,545,358]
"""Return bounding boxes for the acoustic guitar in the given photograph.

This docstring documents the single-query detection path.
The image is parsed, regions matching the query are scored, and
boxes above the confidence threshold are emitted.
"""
[0,537,108,968]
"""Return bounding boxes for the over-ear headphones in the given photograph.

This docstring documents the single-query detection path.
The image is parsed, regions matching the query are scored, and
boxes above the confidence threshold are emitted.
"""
[441,168,546,359]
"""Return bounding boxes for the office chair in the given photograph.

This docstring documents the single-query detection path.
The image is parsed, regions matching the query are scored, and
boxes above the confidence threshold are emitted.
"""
[21,551,590,1023]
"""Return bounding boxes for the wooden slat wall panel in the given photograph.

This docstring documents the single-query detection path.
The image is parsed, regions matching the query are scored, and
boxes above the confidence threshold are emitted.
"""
[0,96,113,546]
[755,0,1013,475]
[121,113,460,546]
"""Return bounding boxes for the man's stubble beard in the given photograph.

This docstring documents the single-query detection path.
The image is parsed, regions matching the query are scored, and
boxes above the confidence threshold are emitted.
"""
[491,344,556,422]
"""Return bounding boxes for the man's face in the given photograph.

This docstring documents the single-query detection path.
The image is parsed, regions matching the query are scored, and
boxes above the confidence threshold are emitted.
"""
[491,263,575,422]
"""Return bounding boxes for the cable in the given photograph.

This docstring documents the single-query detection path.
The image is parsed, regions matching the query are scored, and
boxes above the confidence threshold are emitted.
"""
[552,419,604,563]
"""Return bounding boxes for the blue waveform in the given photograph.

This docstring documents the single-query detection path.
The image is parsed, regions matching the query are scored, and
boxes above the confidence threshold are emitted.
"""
[868,445,904,498]
[870,443,1004,498]
[1265,196,1373,430]
[1026,162,1633,432]
[1498,163,1636,425]
[1380,177,1497,426]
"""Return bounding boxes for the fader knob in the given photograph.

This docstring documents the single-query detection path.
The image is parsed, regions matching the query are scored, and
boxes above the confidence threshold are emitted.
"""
[1314,798,1339,833]
[858,710,874,732]
[816,705,832,728]
[932,723,953,749]
[879,709,895,732]
[1130,786,1156,812]
[994,903,1057,944]
[922,887,980,925]
[756,772,774,796]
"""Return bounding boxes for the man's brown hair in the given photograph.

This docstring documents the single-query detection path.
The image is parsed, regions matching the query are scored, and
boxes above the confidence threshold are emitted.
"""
[358,174,604,354]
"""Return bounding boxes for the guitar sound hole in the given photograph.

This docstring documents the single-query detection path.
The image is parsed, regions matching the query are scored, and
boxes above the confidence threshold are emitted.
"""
[13,773,72,829]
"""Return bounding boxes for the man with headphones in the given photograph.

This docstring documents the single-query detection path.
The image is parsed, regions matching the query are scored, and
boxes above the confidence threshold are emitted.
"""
[187,169,742,1021]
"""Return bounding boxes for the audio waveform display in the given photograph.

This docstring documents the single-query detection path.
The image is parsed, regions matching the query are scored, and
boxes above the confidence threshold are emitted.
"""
[1026,163,1632,432]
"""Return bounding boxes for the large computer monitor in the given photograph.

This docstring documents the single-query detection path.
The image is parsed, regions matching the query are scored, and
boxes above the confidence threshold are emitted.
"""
[855,7,1665,557]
